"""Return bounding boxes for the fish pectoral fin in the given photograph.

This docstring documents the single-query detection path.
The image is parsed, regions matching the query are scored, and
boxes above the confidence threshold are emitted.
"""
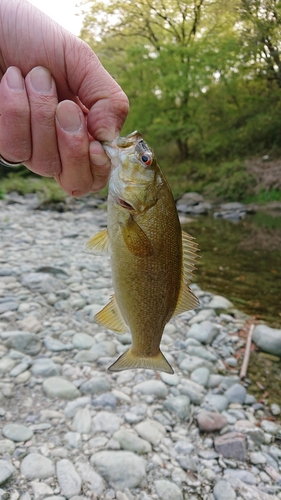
[108,349,174,374]
[95,295,128,334]
[119,215,153,257]
[173,283,200,317]
[84,228,110,255]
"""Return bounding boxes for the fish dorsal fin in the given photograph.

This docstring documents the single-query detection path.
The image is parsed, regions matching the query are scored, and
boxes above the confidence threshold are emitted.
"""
[95,295,128,334]
[119,215,153,257]
[182,230,199,284]
[84,228,110,255]
[173,282,200,317]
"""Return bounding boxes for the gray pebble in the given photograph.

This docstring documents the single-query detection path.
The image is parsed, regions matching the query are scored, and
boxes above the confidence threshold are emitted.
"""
[163,395,190,420]
[91,451,146,489]
[190,366,210,387]
[56,459,82,498]
[213,479,236,500]
[92,411,121,436]
[2,423,33,442]
[21,453,55,479]
[80,376,111,395]
[0,331,41,355]
[64,396,91,418]
[154,479,183,500]
[31,358,61,377]
[224,383,247,404]
[42,377,80,400]
[72,333,95,350]
[72,408,92,434]
[113,429,151,454]
[134,380,168,398]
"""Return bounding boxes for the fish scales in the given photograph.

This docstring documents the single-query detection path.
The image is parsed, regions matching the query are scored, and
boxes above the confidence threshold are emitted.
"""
[85,131,199,373]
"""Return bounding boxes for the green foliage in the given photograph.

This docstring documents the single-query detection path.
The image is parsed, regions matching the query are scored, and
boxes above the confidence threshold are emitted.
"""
[1,174,67,203]
[207,160,256,201]
[78,0,281,200]
[245,189,281,204]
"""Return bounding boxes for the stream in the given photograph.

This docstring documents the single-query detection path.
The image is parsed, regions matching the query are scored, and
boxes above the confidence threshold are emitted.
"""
[182,209,281,404]
[183,210,281,328]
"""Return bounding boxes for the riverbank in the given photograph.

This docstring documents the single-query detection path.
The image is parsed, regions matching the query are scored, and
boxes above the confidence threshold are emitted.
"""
[0,195,281,500]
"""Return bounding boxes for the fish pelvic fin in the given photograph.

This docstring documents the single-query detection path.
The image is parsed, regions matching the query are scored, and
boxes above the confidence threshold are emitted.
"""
[84,228,110,255]
[95,295,128,334]
[108,349,174,374]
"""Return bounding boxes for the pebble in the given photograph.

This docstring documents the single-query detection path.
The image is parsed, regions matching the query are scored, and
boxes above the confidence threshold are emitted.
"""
[135,420,165,446]
[197,411,227,432]
[21,453,55,479]
[154,479,183,500]
[56,459,81,498]
[72,408,92,434]
[2,424,33,442]
[213,480,236,500]
[253,324,281,356]
[134,380,168,398]
[224,383,247,404]
[214,432,247,462]
[42,377,81,400]
[113,429,152,454]
[186,321,220,344]
[163,395,190,420]
[0,196,280,499]
[90,451,146,489]
[92,411,121,435]
[190,366,210,387]
[1,331,42,355]
[80,376,111,395]
[31,358,61,377]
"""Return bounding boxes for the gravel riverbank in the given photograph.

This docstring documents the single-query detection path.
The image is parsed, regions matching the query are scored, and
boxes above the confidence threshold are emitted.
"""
[0,194,280,500]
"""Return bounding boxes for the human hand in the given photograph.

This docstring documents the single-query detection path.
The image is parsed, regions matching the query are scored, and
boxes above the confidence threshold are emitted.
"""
[0,0,129,195]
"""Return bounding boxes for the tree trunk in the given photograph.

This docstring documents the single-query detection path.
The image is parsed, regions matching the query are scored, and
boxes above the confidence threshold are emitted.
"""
[176,138,189,161]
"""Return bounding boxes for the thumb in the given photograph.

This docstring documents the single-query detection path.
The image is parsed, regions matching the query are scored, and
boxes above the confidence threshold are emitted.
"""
[65,37,129,141]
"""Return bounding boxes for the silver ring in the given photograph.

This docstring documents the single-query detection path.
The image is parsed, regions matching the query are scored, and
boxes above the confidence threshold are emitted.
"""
[0,155,25,167]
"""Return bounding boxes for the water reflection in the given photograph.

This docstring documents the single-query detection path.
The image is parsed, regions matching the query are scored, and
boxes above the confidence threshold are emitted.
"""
[182,212,281,328]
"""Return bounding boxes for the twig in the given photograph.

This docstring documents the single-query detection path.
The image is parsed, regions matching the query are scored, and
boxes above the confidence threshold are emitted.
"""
[240,323,255,379]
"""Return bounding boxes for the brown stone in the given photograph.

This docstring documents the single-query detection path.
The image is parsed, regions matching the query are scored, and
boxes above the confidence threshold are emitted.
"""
[197,411,227,432]
[214,431,247,461]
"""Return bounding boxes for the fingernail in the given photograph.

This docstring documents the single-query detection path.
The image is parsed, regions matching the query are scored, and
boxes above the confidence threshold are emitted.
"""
[30,66,52,93]
[56,101,82,132]
[6,67,24,91]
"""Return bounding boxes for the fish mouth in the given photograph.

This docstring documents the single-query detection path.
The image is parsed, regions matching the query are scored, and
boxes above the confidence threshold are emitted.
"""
[103,131,142,151]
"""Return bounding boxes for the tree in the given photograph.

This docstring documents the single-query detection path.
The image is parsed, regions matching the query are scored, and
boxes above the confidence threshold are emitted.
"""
[80,0,231,160]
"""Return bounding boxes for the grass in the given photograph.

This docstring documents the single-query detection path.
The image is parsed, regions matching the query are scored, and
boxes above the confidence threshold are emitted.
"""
[0,152,280,205]
[244,189,281,204]
[1,172,67,203]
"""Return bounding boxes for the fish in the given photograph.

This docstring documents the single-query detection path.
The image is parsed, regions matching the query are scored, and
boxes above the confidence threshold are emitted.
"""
[85,131,199,374]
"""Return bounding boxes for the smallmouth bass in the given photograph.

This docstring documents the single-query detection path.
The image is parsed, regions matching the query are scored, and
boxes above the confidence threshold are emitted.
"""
[85,131,199,373]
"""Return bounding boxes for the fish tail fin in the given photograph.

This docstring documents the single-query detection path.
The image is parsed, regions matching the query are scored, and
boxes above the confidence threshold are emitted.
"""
[108,349,174,374]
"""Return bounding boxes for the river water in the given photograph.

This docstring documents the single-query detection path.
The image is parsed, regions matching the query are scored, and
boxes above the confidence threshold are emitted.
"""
[182,210,281,328]
[183,210,281,404]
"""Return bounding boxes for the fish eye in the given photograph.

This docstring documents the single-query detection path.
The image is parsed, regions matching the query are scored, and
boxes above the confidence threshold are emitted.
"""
[140,154,152,166]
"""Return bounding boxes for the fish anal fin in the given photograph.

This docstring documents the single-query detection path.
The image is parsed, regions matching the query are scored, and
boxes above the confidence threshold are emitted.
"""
[119,215,153,257]
[95,295,128,334]
[173,283,200,317]
[84,228,110,255]
[108,349,174,374]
